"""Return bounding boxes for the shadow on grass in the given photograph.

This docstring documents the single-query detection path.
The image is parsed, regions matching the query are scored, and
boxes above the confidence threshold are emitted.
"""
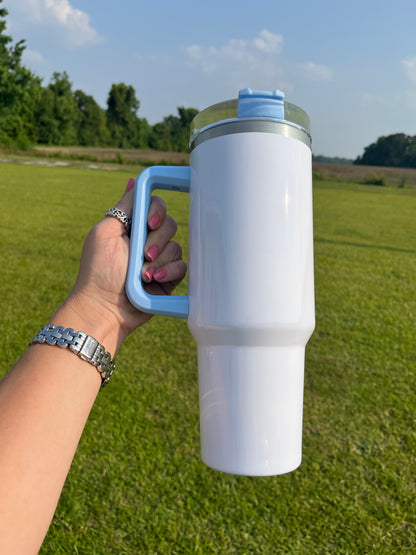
[314,236,416,255]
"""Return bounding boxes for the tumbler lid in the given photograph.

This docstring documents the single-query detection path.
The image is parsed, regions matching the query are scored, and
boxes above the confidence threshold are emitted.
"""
[190,87,311,146]
[237,88,285,119]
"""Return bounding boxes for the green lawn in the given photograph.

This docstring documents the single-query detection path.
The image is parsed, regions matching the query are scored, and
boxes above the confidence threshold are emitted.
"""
[1,163,415,554]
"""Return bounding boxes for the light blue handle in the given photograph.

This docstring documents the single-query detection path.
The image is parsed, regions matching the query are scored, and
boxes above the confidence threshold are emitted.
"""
[126,165,191,318]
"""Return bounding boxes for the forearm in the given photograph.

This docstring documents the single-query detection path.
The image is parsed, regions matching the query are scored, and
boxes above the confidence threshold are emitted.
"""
[0,300,122,554]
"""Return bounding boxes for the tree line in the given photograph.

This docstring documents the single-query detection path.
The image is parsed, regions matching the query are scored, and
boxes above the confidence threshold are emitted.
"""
[0,1,197,152]
[354,133,416,169]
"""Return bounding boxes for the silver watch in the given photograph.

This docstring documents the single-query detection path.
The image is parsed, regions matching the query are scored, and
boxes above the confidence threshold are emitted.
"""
[31,324,115,386]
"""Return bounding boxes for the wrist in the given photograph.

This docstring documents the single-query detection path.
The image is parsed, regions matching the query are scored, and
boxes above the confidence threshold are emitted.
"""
[50,291,128,356]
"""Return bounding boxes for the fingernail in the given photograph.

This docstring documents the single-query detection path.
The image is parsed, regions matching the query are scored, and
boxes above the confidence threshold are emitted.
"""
[125,177,135,192]
[153,268,167,281]
[148,214,160,230]
[146,245,159,262]
[143,268,155,282]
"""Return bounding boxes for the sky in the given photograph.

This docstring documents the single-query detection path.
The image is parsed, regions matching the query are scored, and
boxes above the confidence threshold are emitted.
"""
[4,0,416,159]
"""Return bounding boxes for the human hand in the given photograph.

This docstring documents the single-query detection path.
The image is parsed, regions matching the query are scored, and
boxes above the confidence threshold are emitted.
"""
[62,176,186,352]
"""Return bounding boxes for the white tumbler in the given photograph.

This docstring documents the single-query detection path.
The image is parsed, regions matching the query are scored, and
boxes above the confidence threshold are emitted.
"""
[126,88,315,476]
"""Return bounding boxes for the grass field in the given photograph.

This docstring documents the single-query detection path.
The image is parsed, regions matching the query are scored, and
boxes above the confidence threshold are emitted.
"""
[1,161,415,554]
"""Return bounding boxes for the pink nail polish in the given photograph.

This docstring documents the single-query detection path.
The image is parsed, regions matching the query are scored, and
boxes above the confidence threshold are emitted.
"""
[125,177,135,192]
[153,268,167,281]
[148,214,160,230]
[143,268,155,282]
[146,245,159,262]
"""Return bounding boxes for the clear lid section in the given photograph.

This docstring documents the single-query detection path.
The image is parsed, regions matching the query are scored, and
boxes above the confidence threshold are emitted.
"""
[190,89,311,144]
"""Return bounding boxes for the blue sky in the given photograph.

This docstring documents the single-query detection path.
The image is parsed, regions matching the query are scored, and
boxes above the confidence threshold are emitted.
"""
[5,0,416,158]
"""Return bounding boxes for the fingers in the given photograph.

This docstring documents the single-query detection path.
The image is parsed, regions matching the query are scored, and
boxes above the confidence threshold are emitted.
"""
[108,176,186,287]
[146,195,167,232]
[143,268,186,296]
[143,198,186,286]
[114,177,136,216]
[108,176,169,239]
[142,241,186,283]
[144,214,177,263]
[102,177,136,238]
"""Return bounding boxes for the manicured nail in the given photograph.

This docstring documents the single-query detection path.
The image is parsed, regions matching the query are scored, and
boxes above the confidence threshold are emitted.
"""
[146,245,159,262]
[148,213,160,230]
[125,177,135,192]
[153,268,167,281]
[143,268,155,282]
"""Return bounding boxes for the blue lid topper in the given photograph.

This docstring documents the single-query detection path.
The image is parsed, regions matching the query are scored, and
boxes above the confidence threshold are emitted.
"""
[237,88,285,120]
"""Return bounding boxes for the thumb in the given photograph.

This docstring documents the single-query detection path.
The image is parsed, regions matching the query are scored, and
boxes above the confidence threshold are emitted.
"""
[115,176,136,216]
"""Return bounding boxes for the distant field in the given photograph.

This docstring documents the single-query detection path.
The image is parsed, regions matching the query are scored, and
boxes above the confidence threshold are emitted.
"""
[3,145,416,186]
[1,162,415,553]
[35,145,190,165]
[313,161,416,186]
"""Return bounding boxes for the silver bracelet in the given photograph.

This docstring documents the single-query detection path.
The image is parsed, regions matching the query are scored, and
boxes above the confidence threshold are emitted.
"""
[30,324,115,387]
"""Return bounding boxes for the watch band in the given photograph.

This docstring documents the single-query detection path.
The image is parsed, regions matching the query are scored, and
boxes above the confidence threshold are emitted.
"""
[30,324,115,387]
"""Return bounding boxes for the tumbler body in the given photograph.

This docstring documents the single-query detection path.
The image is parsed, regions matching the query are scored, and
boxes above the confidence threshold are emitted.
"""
[187,125,315,475]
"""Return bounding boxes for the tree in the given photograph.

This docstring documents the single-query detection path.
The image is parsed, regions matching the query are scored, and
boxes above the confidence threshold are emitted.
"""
[35,72,83,145]
[403,135,416,168]
[150,119,173,151]
[74,90,109,146]
[354,133,416,168]
[150,106,198,152]
[48,71,79,144]
[0,0,42,144]
[135,117,154,149]
[106,83,141,148]
[34,87,60,144]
